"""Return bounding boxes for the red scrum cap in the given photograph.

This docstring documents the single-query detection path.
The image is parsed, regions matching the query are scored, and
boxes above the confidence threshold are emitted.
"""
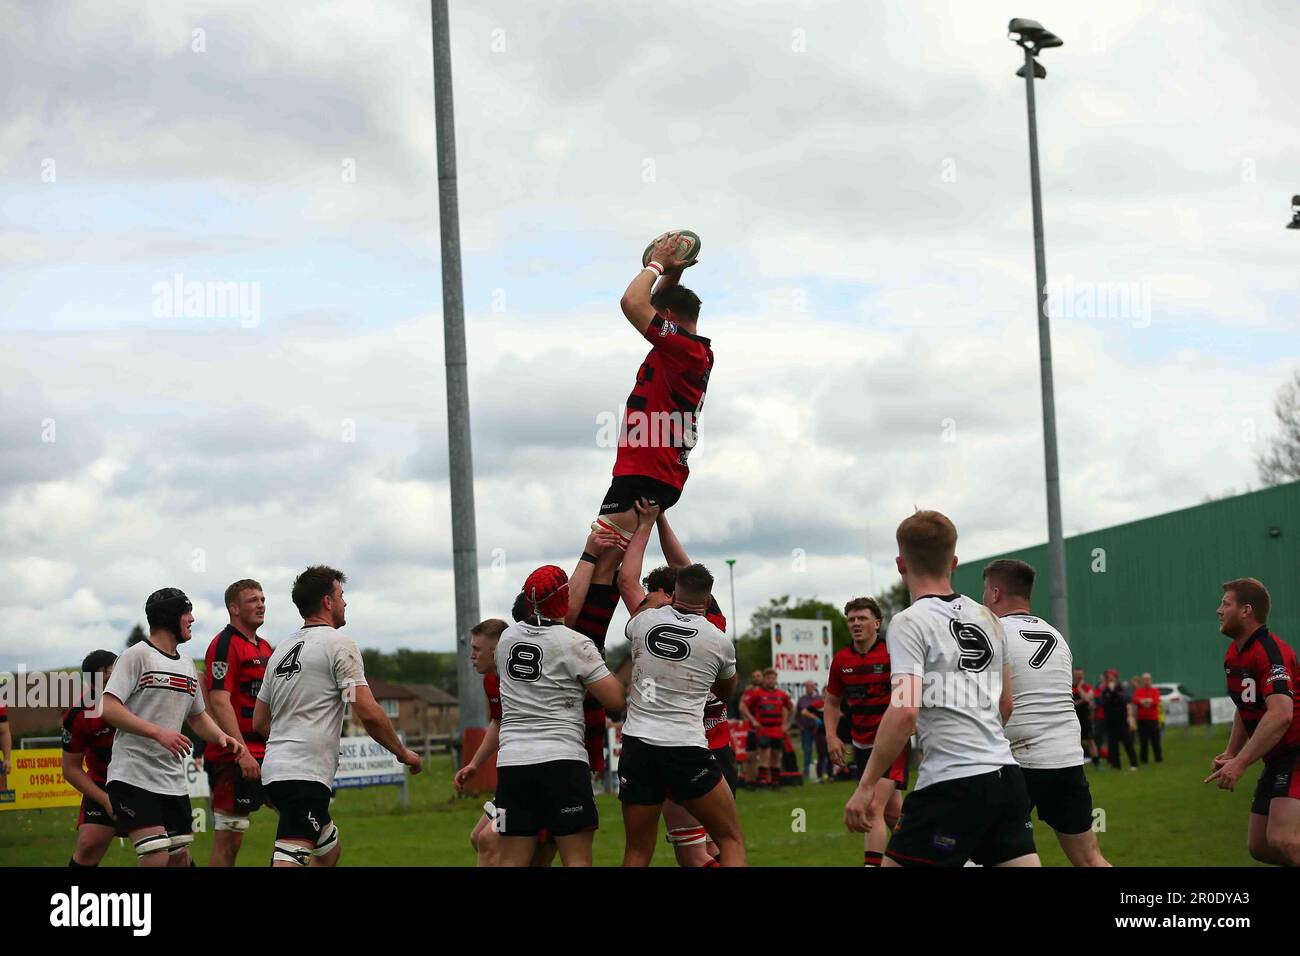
[523,565,569,621]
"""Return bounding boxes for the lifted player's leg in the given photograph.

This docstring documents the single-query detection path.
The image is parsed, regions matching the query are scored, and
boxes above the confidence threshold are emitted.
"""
[663,799,715,867]
[679,779,747,867]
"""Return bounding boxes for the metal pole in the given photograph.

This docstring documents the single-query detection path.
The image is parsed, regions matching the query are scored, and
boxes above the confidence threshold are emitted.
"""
[432,0,484,731]
[726,559,737,637]
[1021,45,1070,639]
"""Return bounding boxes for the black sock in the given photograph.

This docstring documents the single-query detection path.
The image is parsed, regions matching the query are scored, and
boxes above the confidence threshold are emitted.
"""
[864,851,883,866]
[69,857,94,867]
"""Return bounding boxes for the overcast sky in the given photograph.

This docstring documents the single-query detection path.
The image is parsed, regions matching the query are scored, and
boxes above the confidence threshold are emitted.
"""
[2,0,1297,672]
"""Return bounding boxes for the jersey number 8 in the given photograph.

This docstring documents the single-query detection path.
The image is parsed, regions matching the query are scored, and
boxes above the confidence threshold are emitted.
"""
[506,643,543,681]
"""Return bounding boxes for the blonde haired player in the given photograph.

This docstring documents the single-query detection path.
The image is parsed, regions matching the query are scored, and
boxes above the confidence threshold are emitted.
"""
[844,511,1040,867]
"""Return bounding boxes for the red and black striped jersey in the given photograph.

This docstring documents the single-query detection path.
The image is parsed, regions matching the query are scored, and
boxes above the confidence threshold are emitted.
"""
[1225,627,1300,763]
[204,624,273,762]
[614,314,713,491]
[751,688,792,738]
[827,640,892,747]
[61,706,114,786]
[484,672,502,722]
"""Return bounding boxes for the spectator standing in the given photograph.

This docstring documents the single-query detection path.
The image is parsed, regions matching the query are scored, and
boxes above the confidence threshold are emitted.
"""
[1132,673,1163,764]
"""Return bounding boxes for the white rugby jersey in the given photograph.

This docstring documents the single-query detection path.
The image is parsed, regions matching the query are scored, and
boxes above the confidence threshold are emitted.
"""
[258,625,368,787]
[1000,612,1084,769]
[104,639,204,795]
[495,620,611,767]
[622,605,737,749]
[886,593,1016,791]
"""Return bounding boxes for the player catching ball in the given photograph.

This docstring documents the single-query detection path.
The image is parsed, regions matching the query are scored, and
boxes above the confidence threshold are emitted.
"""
[588,233,713,573]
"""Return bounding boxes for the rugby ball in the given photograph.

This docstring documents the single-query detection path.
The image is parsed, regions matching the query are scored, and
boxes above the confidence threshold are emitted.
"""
[642,230,702,267]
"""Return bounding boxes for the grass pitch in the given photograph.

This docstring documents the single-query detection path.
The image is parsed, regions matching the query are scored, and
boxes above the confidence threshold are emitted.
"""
[0,726,1262,866]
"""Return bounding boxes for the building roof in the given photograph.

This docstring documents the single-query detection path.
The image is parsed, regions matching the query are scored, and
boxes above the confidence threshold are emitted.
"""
[364,676,419,701]
[407,683,458,706]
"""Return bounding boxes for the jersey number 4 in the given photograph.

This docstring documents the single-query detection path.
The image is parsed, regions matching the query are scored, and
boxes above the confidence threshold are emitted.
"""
[1020,631,1058,669]
[274,642,305,680]
[506,643,543,682]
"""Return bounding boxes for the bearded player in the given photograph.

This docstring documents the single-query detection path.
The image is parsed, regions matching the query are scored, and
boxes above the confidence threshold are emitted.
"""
[588,233,712,575]
[618,499,737,866]
[1209,578,1300,866]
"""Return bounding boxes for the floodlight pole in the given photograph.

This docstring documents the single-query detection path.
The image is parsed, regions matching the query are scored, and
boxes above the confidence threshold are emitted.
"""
[432,0,484,731]
[1018,42,1070,639]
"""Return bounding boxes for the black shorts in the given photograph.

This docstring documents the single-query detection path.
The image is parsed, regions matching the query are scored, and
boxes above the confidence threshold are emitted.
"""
[207,759,266,815]
[495,760,598,837]
[78,795,128,834]
[755,735,785,751]
[887,766,1036,867]
[106,780,193,839]
[852,743,909,790]
[264,780,333,843]
[599,475,682,516]
[1251,750,1300,815]
[618,735,723,805]
[1022,764,1094,834]
[1076,708,1093,740]
[713,745,738,795]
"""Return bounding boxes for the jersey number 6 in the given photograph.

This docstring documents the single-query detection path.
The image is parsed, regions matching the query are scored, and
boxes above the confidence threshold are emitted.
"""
[645,624,695,661]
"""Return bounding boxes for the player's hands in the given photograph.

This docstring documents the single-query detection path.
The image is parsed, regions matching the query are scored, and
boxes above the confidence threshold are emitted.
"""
[827,735,846,768]
[1209,751,1233,774]
[1204,756,1245,791]
[152,727,193,758]
[650,233,691,272]
[238,751,261,781]
[586,527,627,554]
[844,786,877,833]
[634,497,661,528]
[97,792,116,816]
[400,749,424,775]
[453,763,477,793]
[218,734,246,762]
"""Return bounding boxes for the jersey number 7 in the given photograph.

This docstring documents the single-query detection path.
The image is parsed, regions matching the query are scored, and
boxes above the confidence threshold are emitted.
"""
[1020,631,1058,669]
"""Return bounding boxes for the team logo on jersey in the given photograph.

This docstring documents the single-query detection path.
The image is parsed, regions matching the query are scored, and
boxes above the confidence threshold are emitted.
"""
[659,320,677,338]
[1270,664,1291,683]
[211,661,228,681]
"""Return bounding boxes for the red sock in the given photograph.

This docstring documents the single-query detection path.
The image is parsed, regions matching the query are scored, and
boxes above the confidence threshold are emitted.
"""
[864,851,883,867]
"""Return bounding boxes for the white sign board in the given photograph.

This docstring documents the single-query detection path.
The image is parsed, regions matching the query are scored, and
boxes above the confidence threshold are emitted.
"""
[1209,696,1236,726]
[1163,698,1189,728]
[334,735,405,789]
[770,617,833,700]
[185,757,210,800]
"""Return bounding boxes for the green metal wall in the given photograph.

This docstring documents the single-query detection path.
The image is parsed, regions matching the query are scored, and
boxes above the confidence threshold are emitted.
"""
[951,481,1300,699]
